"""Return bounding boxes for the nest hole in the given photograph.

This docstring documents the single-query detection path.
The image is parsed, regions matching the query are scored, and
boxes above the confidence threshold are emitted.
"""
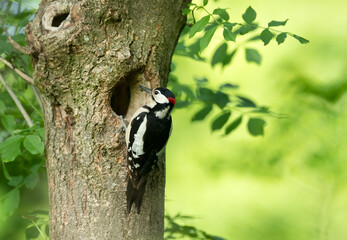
[111,81,131,116]
[52,12,70,27]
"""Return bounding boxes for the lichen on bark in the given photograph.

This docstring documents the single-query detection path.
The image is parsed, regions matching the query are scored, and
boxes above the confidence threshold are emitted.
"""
[26,0,189,239]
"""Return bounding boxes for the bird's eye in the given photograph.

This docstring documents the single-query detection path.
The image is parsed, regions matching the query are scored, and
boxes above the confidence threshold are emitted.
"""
[154,90,159,95]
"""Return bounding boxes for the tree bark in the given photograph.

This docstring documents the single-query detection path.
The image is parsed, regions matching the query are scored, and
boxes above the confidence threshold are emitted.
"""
[25,0,188,239]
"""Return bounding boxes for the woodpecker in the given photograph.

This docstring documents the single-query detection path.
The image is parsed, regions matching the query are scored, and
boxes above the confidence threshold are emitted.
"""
[126,85,176,214]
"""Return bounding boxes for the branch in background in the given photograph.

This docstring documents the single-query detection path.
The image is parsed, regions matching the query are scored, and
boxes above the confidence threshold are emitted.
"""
[30,85,43,110]
[0,73,34,127]
[0,56,34,84]
[0,16,31,55]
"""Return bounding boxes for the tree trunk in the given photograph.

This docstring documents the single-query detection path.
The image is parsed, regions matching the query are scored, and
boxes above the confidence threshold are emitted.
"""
[25,0,188,239]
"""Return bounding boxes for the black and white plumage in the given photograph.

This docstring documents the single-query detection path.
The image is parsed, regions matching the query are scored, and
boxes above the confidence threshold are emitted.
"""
[126,85,175,214]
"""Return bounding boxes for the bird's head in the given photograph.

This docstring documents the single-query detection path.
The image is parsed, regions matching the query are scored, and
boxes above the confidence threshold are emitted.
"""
[140,85,176,107]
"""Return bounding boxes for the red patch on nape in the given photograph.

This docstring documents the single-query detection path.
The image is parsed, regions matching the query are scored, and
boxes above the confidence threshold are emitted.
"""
[168,97,176,106]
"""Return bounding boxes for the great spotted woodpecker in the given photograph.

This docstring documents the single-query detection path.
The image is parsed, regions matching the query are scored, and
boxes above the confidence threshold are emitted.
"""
[126,85,176,214]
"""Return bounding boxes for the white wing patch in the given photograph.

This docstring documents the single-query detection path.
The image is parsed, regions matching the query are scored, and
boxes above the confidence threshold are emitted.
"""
[126,107,149,146]
[131,115,147,157]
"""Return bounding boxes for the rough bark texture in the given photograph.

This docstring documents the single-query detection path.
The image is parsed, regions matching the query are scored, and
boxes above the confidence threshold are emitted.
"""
[25,0,188,239]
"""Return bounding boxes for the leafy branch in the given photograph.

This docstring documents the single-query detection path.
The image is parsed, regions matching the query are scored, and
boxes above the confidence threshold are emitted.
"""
[178,3,309,67]
[169,75,285,137]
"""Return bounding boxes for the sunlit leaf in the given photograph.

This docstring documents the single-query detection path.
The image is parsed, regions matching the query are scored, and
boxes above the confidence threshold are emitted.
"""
[211,111,231,131]
[225,116,243,135]
[189,15,210,38]
[0,135,24,162]
[247,118,266,136]
[23,135,44,155]
[268,19,288,27]
[245,48,262,64]
[200,25,218,51]
[192,105,213,121]
[242,6,256,23]
[260,28,274,45]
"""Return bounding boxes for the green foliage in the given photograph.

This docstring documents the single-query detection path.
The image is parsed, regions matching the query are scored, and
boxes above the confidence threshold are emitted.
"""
[23,211,49,240]
[165,214,226,240]
[245,48,262,64]
[179,3,309,67]
[169,76,272,136]
[242,6,257,24]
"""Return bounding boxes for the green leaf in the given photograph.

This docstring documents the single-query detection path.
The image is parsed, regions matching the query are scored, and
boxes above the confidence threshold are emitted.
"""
[211,111,231,131]
[214,91,230,109]
[223,22,237,30]
[192,105,213,121]
[182,8,191,15]
[237,96,257,108]
[197,87,215,104]
[36,128,45,140]
[245,48,262,65]
[189,15,210,38]
[203,0,208,6]
[23,135,44,155]
[276,32,287,45]
[24,172,39,190]
[242,6,257,24]
[0,135,24,162]
[8,176,24,187]
[223,28,236,42]
[1,115,16,133]
[200,25,218,51]
[260,29,274,46]
[211,43,228,67]
[293,34,309,44]
[236,24,257,35]
[219,83,238,90]
[213,8,229,21]
[4,189,20,216]
[268,19,288,27]
[0,100,5,114]
[247,118,266,136]
[225,116,243,135]
[25,226,40,240]
[2,162,11,180]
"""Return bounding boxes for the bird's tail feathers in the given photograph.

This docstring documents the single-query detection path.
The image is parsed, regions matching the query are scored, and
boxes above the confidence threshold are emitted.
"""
[127,178,147,214]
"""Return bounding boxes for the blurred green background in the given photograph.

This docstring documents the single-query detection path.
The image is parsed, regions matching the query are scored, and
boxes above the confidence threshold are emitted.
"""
[1,0,347,239]
[166,0,347,239]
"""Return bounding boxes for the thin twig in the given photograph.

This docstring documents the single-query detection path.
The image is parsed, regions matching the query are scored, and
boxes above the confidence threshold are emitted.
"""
[0,56,34,84]
[0,16,31,55]
[30,84,43,110]
[0,73,34,127]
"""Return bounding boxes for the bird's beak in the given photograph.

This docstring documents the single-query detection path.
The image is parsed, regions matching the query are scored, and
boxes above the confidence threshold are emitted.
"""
[139,85,152,94]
